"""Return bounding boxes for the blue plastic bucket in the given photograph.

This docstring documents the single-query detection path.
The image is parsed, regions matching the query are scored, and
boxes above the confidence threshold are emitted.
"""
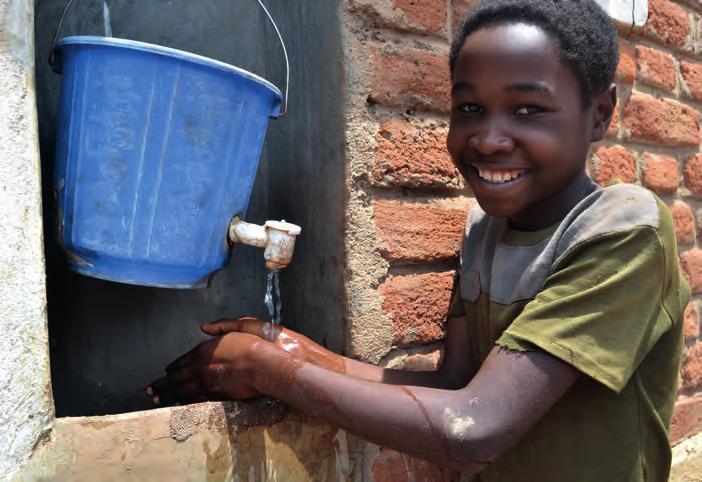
[51,36,283,288]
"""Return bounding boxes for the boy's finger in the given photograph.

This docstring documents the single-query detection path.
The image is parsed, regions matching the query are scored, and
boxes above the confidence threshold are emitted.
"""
[180,394,209,406]
[156,379,205,406]
[201,318,264,337]
[148,366,198,395]
[166,349,198,374]
[201,319,245,336]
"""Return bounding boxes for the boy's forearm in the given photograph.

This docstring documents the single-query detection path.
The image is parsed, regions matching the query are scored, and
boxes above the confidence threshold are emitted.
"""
[301,341,439,385]
[344,357,461,389]
[250,344,490,472]
[306,339,458,389]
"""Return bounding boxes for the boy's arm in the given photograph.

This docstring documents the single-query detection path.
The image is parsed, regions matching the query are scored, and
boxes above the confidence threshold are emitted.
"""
[201,317,477,389]
[150,335,578,473]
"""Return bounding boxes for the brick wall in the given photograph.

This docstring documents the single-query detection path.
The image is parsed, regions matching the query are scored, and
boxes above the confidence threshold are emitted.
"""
[341,0,702,478]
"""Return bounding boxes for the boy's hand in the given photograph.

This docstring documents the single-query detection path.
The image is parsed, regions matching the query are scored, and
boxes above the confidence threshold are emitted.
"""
[146,332,265,405]
[201,318,345,373]
[201,317,286,340]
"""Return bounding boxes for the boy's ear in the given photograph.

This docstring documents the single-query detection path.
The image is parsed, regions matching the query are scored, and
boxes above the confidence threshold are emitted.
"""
[590,84,617,142]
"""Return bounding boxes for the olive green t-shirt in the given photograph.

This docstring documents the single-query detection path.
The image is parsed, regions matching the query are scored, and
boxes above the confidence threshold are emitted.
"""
[448,184,690,482]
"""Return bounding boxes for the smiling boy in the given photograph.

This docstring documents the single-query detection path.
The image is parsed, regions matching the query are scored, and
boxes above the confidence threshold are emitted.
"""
[149,1,691,480]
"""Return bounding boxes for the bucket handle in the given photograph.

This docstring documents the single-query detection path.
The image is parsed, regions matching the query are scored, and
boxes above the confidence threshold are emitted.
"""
[49,0,290,116]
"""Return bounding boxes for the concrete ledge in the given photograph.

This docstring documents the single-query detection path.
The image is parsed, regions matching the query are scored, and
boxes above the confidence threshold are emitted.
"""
[671,432,702,482]
[15,401,353,481]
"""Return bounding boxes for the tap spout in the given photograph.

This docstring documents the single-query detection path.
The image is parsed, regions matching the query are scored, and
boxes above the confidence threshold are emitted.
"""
[228,217,301,269]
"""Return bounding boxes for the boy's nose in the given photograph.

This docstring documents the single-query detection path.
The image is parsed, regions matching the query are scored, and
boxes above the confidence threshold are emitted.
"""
[468,126,515,155]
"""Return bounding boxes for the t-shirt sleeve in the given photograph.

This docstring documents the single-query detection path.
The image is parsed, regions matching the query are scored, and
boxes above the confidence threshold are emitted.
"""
[496,226,671,393]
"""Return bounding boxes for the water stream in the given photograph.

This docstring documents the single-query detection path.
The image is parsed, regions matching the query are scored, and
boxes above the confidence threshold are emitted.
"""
[103,0,113,37]
[264,269,282,324]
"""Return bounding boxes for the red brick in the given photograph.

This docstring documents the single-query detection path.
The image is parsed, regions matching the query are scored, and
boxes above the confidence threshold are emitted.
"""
[670,396,702,443]
[371,447,458,482]
[672,200,696,241]
[592,145,637,186]
[380,272,454,347]
[451,0,479,32]
[681,250,702,294]
[616,40,636,84]
[606,105,621,139]
[645,0,691,49]
[684,155,702,195]
[398,350,442,371]
[682,342,702,389]
[680,61,702,102]
[642,153,680,194]
[373,201,466,263]
[671,201,696,246]
[369,47,451,113]
[685,303,699,342]
[635,46,677,91]
[391,0,447,34]
[349,0,447,35]
[622,94,700,147]
[373,119,460,189]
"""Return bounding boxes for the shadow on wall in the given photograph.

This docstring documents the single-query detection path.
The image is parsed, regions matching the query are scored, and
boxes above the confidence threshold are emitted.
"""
[34,0,346,417]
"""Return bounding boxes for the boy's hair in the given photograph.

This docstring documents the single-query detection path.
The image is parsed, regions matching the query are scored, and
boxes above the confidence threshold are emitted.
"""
[449,0,619,103]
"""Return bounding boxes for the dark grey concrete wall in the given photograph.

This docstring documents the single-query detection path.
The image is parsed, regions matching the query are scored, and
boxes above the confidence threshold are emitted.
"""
[35,0,346,416]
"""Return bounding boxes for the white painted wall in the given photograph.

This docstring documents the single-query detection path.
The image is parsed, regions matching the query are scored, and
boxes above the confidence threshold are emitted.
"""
[0,0,54,479]
[595,0,648,27]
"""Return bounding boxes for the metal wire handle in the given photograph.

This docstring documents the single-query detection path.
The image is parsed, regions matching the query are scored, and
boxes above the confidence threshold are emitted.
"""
[256,0,289,116]
[49,0,290,116]
[48,0,78,66]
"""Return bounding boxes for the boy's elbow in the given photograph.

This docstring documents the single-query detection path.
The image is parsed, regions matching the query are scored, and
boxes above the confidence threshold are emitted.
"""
[438,366,471,390]
[437,413,508,472]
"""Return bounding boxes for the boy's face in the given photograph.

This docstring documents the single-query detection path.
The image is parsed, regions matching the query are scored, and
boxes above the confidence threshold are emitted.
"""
[447,23,608,228]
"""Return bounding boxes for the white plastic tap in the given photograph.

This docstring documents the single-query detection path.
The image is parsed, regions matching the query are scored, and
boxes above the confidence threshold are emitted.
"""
[228,217,302,269]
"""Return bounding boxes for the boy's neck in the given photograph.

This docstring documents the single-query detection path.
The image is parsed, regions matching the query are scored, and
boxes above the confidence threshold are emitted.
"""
[508,172,597,231]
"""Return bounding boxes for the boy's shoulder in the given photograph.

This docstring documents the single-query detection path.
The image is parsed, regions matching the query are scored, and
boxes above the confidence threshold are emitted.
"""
[467,183,662,238]
[459,184,674,306]
[463,183,672,266]
[554,183,662,254]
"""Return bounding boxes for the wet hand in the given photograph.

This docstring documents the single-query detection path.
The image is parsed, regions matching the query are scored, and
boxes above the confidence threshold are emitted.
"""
[146,332,264,406]
[201,318,345,373]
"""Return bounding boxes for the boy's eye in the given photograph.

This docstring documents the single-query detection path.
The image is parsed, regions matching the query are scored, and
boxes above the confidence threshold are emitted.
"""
[459,103,484,114]
[514,105,544,115]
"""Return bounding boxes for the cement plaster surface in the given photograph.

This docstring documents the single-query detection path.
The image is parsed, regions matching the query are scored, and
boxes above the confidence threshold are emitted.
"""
[671,433,702,482]
[671,453,702,482]
[16,402,354,482]
[0,0,53,479]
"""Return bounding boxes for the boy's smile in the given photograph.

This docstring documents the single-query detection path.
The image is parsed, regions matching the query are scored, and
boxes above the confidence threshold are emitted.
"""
[447,23,611,230]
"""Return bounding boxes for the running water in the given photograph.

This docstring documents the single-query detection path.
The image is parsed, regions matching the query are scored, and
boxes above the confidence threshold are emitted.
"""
[264,269,282,324]
[103,0,113,37]
[274,268,282,324]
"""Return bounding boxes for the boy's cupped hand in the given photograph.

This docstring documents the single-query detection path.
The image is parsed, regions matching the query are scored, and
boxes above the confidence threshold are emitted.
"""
[202,318,345,373]
[146,328,265,405]
[146,318,343,406]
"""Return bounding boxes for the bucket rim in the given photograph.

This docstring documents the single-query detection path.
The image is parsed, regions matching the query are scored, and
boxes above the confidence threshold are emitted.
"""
[55,36,283,100]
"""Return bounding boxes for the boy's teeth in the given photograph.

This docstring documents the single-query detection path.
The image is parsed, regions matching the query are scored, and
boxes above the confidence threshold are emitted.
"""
[477,168,526,184]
